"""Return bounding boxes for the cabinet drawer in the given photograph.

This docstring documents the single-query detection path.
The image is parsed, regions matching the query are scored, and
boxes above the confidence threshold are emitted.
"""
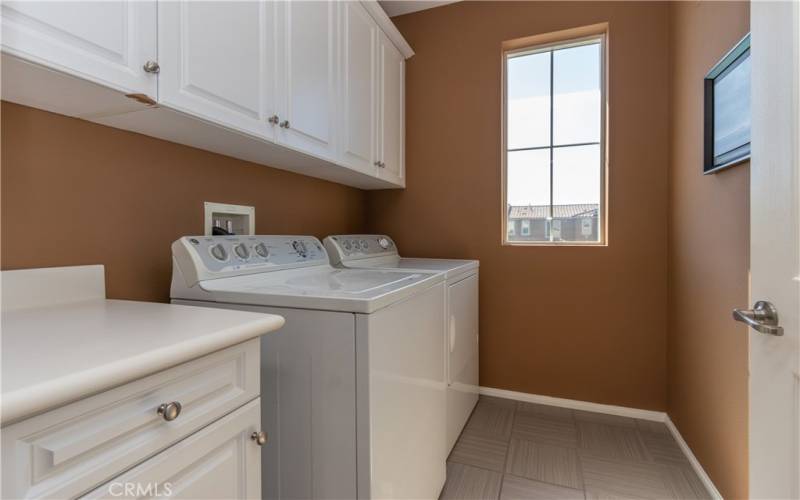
[1,339,259,499]
[82,398,261,500]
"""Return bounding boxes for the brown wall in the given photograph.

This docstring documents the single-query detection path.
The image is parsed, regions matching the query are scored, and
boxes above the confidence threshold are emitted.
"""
[367,1,671,410]
[667,2,750,498]
[0,102,366,302]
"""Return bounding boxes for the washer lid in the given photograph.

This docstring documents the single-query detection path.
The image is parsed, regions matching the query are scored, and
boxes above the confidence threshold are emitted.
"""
[197,266,444,314]
[340,257,479,281]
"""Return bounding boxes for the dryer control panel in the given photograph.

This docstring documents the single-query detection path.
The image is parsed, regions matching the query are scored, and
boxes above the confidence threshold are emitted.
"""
[172,235,328,287]
[323,235,399,266]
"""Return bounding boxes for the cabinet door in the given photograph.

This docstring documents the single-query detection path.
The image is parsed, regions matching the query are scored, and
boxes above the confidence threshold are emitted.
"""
[276,1,338,160]
[158,1,276,140]
[377,31,405,185]
[83,399,262,500]
[339,1,377,175]
[0,1,157,96]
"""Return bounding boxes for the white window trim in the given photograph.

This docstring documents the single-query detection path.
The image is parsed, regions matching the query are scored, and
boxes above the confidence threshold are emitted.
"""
[501,30,608,246]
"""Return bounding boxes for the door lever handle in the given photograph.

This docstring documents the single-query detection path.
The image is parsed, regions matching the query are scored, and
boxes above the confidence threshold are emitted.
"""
[733,301,784,336]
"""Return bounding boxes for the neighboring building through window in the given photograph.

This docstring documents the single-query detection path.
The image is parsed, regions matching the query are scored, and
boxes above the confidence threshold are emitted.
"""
[503,33,606,244]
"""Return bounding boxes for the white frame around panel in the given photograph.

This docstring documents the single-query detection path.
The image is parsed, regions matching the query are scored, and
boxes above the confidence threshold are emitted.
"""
[500,31,609,246]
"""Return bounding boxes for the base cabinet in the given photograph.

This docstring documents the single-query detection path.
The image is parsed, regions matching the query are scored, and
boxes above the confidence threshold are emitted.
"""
[83,399,262,500]
[1,340,264,500]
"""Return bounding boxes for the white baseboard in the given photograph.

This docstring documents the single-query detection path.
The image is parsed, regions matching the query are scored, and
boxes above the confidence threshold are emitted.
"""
[478,386,666,421]
[478,386,722,499]
[664,416,723,500]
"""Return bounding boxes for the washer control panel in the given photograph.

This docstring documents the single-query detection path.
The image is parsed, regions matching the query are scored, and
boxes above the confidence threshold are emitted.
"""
[173,235,328,286]
[324,234,399,263]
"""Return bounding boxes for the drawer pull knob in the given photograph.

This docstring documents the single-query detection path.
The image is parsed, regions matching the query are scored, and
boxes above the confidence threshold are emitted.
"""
[251,431,268,446]
[143,60,160,74]
[157,401,182,421]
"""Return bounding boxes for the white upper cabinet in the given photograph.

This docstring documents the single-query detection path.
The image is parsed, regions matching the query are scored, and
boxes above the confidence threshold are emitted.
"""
[0,0,412,189]
[0,1,157,96]
[339,1,378,175]
[377,30,405,185]
[158,1,277,140]
[276,1,339,161]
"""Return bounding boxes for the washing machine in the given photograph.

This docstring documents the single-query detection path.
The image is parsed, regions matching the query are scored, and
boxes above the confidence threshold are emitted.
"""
[324,234,479,452]
[170,235,446,500]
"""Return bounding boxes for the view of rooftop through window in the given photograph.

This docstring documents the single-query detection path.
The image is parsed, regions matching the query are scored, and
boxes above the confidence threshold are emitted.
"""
[505,37,604,244]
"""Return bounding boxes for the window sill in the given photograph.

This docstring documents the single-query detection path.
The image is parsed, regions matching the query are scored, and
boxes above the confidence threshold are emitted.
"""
[502,241,608,247]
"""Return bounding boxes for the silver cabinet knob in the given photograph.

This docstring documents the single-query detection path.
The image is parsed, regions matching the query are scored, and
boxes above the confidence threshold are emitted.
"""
[374,161,381,167]
[279,120,290,129]
[268,115,279,125]
[251,431,268,446]
[157,401,182,421]
[377,161,386,168]
[143,60,160,74]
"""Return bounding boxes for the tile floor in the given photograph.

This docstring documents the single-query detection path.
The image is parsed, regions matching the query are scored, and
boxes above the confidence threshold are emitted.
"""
[441,396,710,500]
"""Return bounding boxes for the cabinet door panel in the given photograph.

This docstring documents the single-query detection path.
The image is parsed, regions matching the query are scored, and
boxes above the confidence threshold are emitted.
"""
[0,1,156,95]
[339,1,377,174]
[378,32,405,185]
[278,1,338,159]
[83,399,261,500]
[158,1,275,140]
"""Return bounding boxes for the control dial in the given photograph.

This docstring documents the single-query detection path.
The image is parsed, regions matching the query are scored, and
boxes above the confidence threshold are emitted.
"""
[209,243,228,262]
[254,242,270,259]
[378,237,390,250]
[233,243,250,260]
[292,240,308,258]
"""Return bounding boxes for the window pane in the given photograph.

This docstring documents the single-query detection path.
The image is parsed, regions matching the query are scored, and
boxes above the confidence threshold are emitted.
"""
[507,149,550,242]
[553,43,601,146]
[552,144,601,242]
[713,52,750,158]
[507,52,550,150]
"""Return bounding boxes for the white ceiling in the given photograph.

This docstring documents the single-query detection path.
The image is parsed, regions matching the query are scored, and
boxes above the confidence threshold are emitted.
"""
[378,0,461,17]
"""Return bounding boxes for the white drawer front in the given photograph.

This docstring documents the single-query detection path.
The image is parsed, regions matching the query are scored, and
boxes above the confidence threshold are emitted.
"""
[82,398,261,500]
[1,339,259,499]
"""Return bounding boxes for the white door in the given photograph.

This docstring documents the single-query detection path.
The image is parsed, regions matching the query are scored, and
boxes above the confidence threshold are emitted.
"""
[83,399,262,499]
[276,1,338,160]
[377,31,405,185]
[339,1,378,175]
[746,2,800,498]
[446,274,480,452]
[158,1,276,140]
[0,1,157,96]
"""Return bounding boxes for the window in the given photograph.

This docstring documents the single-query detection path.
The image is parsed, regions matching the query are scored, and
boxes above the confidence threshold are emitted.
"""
[503,34,606,245]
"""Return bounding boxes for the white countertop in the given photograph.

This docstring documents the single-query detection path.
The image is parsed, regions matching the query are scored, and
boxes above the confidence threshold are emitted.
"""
[1,299,284,425]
